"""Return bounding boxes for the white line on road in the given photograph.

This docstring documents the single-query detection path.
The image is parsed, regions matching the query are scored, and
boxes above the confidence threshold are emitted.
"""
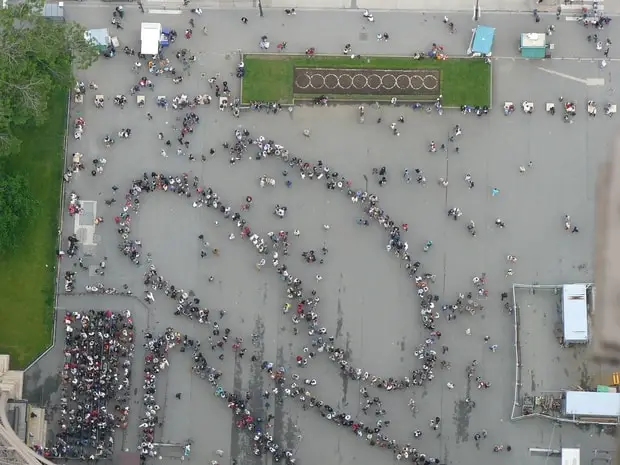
[537,67,605,86]
[148,9,183,14]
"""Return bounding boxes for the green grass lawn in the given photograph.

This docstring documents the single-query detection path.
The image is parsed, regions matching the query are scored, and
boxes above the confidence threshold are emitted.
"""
[0,88,67,368]
[241,54,491,107]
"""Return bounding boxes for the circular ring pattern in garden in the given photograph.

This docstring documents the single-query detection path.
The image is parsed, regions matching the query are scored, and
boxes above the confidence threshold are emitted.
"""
[293,67,441,97]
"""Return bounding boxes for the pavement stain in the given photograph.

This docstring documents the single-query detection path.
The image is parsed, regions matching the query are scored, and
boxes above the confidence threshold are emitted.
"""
[453,377,473,444]
[274,346,286,450]
[336,274,344,339]
[579,362,592,388]
[24,368,60,406]
[340,333,352,406]
[336,298,344,339]
[237,315,266,465]
[229,352,245,465]
[284,416,299,456]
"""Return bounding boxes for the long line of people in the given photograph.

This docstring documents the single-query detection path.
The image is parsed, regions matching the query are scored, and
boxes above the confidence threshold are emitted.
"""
[109,126,454,463]
[42,310,134,460]
[138,328,180,460]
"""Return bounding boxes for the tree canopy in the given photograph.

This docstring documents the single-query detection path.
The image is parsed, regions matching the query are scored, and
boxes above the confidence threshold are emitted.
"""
[0,0,99,156]
[0,174,38,253]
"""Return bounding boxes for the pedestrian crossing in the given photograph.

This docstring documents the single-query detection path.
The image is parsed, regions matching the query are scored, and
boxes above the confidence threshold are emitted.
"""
[563,0,604,20]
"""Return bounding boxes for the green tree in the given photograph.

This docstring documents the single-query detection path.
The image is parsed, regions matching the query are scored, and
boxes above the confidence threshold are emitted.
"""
[0,0,99,155]
[0,174,38,253]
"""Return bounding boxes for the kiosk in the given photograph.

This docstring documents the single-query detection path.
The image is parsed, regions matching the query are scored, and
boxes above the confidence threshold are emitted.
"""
[141,22,162,56]
[467,25,495,56]
[561,448,580,465]
[564,391,620,423]
[562,284,588,345]
[520,33,549,58]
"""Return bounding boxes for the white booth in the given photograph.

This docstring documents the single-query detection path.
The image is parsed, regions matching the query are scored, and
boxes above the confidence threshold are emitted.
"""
[562,284,588,344]
[561,448,580,465]
[141,22,162,55]
[564,391,620,421]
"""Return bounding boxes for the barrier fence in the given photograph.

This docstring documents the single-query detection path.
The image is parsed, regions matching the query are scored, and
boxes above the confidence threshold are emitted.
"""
[510,283,599,425]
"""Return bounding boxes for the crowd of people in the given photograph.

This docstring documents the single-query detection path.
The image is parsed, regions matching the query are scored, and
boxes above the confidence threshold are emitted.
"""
[138,328,186,460]
[107,122,500,462]
[41,310,134,460]
[55,5,552,463]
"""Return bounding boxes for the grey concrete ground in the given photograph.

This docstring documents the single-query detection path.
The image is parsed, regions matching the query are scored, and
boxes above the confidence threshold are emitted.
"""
[515,290,592,395]
[105,0,610,15]
[21,7,619,465]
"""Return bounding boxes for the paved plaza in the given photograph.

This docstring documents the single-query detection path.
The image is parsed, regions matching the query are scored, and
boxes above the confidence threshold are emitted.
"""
[20,6,620,465]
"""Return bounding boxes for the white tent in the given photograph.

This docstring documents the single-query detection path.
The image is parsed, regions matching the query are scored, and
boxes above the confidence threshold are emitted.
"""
[562,448,580,465]
[562,284,588,344]
[564,391,620,418]
[140,22,161,55]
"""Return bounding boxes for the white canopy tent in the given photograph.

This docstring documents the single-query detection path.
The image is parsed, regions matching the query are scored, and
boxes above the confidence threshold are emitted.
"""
[140,22,161,55]
[562,284,589,344]
[561,448,580,465]
[564,391,620,418]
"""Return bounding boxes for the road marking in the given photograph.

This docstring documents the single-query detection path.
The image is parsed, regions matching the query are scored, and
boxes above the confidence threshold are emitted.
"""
[148,9,182,14]
[536,67,605,86]
[537,68,587,83]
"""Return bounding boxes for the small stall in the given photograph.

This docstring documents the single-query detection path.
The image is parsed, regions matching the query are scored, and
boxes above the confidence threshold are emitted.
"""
[561,448,580,465]
[141,22,162,56]
[160,27,175,47]
[467,25,496,57]
[42,2,65,21]
[562,284,588,345]
[564,391,620,422]
[520,33,549,59]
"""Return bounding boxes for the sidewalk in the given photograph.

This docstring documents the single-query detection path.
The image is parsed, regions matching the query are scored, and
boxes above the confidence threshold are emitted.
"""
[139,0,540,13]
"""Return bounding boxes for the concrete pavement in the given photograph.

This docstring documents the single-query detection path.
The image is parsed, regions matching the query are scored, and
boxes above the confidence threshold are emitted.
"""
[103,0,611,15]
[20,7,619,465]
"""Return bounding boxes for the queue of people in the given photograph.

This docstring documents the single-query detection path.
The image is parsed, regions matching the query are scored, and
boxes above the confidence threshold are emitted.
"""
[42,310,134,460]
[138,328,183,460]
[107,124,451,462]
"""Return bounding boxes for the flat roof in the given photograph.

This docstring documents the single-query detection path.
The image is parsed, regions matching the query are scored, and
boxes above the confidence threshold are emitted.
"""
[521,32,546,48]
[562,284,588,342]
[472,25,495,54]
[141,22,161,55]
[562,448,580,465]
[565,391,620,417]
[42,2,63,17]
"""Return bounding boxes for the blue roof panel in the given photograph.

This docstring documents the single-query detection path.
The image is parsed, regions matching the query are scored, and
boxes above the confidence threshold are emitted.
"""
[472,25,496,55]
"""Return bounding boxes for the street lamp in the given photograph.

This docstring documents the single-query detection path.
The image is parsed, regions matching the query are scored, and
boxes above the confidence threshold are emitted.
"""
[473,0,480,21]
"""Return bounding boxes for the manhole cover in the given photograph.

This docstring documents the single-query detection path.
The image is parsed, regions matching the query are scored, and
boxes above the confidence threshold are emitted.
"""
[359,32,368,41]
